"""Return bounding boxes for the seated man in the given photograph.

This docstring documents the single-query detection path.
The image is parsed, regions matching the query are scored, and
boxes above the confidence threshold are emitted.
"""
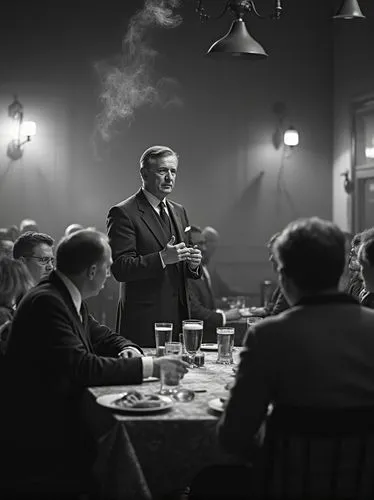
[358,237,374,308]
[189,226,240,342]
[2,229,187,498]
[250,232,289,318]
[217,217,374,495]
[13,231,55,284]
[64,223,84,236]
[201,226,242,301]
[19,218,39,234]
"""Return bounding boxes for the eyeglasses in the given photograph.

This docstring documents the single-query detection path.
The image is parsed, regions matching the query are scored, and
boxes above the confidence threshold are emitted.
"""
[27,256,55,265]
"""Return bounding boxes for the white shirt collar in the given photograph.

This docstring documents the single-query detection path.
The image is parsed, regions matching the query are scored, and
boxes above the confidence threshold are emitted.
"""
[55,270,82,316]
[142,188,166,211]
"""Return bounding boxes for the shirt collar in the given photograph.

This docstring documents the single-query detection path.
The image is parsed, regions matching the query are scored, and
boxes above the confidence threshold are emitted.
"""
[55,270,82,316]
[142,188,166,210]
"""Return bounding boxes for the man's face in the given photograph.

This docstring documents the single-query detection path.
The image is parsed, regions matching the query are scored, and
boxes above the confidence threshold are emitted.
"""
[190,231,207,264]
[142,154,178,200]
[358,245,374,292]
[24,243,54,283]
[349,243,361,272]
[88,242,113,297]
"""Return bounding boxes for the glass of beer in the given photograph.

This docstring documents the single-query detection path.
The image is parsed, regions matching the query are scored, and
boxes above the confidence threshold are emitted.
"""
[182,320,203,368]
[154,322,173,357]
[216,327,235,364]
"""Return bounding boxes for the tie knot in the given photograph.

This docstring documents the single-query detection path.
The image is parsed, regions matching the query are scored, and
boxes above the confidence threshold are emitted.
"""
[159,201,166,209]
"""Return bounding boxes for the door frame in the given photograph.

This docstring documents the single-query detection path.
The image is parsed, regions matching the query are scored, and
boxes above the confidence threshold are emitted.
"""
[351,94,374,232]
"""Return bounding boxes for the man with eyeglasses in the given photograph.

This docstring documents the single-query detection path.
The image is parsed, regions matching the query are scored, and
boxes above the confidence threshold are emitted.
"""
[13,231,55,284]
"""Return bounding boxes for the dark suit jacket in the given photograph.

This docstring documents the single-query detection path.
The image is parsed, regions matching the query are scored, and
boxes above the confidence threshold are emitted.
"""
[218,293,374,460]
[107,189,201,346]
[2,271,143,493]
[189,276,224,343]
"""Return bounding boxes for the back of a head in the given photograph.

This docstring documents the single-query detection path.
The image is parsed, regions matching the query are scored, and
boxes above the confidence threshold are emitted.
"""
[361,238,374,268]
[274,217,346,293]
[56,229,108,276]
[19,218,39,234]
[202,226,220,243]
[361,227,374,244]
[64,223,84,237]
[139,145,177,171]
[13,232,54,259]
[0,255,34,307]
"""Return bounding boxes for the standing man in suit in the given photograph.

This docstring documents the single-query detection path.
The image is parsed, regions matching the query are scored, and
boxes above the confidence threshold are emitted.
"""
[107,145,202,347]
[2,229,188,499]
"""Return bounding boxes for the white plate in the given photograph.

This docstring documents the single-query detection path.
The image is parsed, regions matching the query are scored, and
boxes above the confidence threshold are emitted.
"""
[96,393,173,413]
[201,343,218,351]
[209,398,225,413]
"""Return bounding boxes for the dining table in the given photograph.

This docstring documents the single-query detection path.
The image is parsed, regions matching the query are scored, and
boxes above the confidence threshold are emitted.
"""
[82,349,243,500]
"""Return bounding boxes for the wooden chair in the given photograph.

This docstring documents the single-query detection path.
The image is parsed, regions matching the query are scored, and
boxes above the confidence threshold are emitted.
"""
[253,405,374,499]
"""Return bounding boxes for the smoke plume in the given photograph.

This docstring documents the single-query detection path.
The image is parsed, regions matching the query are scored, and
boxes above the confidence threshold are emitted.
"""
[95,0,182,141]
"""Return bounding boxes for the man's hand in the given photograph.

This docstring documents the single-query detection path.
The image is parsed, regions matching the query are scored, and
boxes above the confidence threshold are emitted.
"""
[187,245,202,270]
[160,236,191,265]
[152,356,189,381]
[224,308,241,322]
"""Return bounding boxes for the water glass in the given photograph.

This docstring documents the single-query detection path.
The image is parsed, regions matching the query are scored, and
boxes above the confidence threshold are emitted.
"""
[159,342,183,395]
[216,327,235,364]
[154,322,173,357]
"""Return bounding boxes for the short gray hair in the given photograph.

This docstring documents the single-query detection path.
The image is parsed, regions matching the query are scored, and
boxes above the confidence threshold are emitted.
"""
[139,145,178,170]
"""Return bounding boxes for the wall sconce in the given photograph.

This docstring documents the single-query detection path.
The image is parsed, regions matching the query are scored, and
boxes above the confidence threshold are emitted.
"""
[272,102,299,151]
[7,95,37,161]
[283,126,299,147]
[341,170,354,194]
[195,0,283,59]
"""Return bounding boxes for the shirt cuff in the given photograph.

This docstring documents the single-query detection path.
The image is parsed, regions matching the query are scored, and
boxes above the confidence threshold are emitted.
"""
[118,346,142,357]
[159,251,166,269]
[216,309,226,326]
[141,356,154,379]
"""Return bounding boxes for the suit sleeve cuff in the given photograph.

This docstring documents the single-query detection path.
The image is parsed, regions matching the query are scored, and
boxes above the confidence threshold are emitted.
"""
[216,309,226,326]
[141,356,154,379]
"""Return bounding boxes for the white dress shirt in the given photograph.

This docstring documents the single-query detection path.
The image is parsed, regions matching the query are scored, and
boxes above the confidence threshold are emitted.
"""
[56,270,154,378]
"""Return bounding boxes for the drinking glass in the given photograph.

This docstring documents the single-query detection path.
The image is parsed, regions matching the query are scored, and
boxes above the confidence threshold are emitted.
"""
[154,322,173,357]
[182,320,203,368]
[159,341,183,395]
[216,327,235,364]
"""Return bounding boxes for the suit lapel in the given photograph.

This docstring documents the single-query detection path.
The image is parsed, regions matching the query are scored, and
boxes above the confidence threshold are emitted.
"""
[136,190,168,248]
[167,201,184,243]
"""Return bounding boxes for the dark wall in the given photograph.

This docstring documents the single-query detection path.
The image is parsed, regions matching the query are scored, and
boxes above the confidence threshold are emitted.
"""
[0,0,334,295]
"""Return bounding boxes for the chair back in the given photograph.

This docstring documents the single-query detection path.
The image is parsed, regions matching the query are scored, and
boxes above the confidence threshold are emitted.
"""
[252,405,374,499]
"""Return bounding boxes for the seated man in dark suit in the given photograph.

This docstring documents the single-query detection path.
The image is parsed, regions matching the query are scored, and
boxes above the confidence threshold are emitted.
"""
[201,226,242,301]
[213,217,374,498]
[188,226,241,342]
[2,229,188,499]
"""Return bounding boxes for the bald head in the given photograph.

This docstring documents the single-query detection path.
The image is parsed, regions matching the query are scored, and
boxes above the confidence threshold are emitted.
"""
[202,226,220,263]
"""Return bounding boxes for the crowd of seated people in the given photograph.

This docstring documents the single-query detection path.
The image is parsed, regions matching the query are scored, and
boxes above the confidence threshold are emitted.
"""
[1,213,374,498]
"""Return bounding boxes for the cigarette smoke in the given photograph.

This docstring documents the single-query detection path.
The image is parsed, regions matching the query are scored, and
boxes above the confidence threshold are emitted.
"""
[95,0,183,141]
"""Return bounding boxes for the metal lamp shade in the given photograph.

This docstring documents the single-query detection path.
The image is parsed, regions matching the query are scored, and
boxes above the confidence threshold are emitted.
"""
[207,19,268,59]
[333,0,365,19]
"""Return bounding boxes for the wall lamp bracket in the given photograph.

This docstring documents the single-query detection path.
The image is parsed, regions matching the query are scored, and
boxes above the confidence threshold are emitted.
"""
[341,170,354,194]
[6,95,36,161]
